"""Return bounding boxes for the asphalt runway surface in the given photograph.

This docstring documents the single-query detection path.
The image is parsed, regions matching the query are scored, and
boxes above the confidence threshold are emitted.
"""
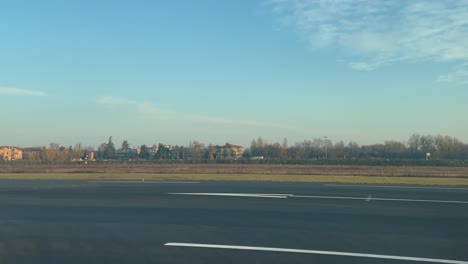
[0,180,467,264]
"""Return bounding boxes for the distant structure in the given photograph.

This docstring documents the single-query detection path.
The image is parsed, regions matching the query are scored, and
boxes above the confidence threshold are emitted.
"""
[88,151,95,161]
[251,156,264,160]
[216,143,244,160]
[0,146,23,161]
[80,151,95,161]
[148,145,159,156]
[21,147,45,160]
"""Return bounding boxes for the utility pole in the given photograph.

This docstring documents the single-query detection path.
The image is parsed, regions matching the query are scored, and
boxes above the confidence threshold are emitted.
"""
[324,136,328,159]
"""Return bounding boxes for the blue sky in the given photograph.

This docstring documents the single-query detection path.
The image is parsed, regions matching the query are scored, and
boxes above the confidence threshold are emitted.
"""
[1,0,467,148]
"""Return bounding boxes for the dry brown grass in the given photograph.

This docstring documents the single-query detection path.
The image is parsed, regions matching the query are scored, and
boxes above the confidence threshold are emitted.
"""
[0,173,467,186]
[1,163,467,177]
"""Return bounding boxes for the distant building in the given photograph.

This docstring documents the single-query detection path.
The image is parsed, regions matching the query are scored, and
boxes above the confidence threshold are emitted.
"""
[216,143,245,160]
[88,151,95,161]
[0,146,23,161]
[13,148,22,160]
[148,145,158,155]
[0,147,13,161]
[21,147,45,160]
[78,151,95,162]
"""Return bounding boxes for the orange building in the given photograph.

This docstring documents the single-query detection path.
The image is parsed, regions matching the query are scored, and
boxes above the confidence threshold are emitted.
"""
[216,143,245,160]
[0,146,23,161]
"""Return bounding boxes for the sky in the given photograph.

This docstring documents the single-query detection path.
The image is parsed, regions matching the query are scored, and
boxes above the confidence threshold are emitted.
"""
[1,0,467,148]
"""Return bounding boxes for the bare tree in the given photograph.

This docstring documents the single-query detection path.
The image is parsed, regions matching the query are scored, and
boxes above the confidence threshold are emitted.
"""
[408,133,421,152]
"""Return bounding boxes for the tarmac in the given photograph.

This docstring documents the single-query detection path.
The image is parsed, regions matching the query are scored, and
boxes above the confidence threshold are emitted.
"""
[0,180,467,264]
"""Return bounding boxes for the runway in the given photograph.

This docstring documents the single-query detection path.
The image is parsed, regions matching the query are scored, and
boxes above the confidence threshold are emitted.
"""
[0,180,467,264]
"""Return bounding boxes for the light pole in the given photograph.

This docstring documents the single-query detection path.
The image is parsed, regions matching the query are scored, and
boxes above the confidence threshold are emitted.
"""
[324,136,328,159]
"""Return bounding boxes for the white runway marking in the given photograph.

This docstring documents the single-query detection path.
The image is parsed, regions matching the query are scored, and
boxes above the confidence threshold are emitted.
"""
[325,184,468,191]
[164,243,468,264]
[168,193,291,198]
[293,195,468,204]
[88,181,199,184]
[169,192,468,204]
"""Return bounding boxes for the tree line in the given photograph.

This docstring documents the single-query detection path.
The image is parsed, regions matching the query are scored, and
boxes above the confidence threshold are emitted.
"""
[13,133,468,162]
[248,134,467,160]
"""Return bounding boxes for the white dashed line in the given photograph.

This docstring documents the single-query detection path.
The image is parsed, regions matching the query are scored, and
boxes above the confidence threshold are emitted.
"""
[164,243,468,264]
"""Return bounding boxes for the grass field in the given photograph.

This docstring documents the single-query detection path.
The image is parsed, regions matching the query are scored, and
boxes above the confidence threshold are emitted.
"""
[1,173,468,186]
[1,164,467,186]
[1,163,468,177]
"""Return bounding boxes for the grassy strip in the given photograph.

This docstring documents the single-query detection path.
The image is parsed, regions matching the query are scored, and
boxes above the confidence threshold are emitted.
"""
[0,173,467,186]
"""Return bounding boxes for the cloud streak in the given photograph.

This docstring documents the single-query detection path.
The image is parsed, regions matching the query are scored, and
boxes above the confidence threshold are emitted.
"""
[97,96,308,133]
[270,0,468,83]
[97,96,168,117]
[0,87,47,96]
[188,114,308,133]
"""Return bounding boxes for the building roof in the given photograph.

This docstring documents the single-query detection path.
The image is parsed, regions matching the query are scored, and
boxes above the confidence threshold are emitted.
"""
[21,147,45,151]
[222,143,244,149]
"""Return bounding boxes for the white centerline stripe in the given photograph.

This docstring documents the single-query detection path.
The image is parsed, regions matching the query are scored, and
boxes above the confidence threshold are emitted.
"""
[168,193,290,198]
[325,184,468,191]
[293,195,468,204]
[164,243,468,264]
[168,192,468,204]
[88,181,199,184]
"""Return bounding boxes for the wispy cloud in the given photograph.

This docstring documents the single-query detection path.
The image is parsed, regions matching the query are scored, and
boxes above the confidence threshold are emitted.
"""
[269,0,468,84]
[437,63,468,86]
[0,87,47,96]
[97,96,308,133]
[96,96,136,105]
[350,61,384,71]
[97,96,168,117]
[188,114,308,133]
